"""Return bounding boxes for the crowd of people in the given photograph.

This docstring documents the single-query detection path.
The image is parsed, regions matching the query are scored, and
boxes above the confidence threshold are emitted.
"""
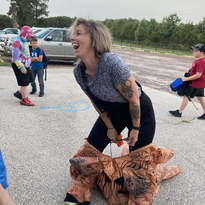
[1,18,205,205]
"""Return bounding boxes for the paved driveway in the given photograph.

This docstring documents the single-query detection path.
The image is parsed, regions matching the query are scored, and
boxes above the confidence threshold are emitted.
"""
[0,48,204,205]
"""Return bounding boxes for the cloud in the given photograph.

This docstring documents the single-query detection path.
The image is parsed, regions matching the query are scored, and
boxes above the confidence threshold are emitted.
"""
[1,0,204,25]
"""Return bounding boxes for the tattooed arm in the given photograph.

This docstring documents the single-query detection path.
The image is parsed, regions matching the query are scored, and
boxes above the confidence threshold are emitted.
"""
[116,75,141,146]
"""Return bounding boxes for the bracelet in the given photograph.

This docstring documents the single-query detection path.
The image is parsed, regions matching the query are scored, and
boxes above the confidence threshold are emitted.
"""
[132,125,141,130]
[108,127,114,129]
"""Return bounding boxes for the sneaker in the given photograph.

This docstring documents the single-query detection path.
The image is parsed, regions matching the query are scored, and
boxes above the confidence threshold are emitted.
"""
[169,109,182,117]
[13,91,22,100]
[20,98,35,106]
[39,93,44,97]
[197,113,205,120]
[30,90,36,94]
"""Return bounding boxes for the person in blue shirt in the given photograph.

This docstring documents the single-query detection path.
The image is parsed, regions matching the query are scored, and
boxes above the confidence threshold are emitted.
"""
[0,150,14,205]
[30,37,44,97]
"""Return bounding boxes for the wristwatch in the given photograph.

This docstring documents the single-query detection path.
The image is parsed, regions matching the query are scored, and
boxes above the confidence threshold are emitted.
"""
[132,125,141,130]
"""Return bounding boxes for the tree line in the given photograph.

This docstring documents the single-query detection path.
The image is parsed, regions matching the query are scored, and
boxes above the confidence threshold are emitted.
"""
[1,0,205,46]
[0,14,76,29]
[1,0,76,28]
[103,14,205,46]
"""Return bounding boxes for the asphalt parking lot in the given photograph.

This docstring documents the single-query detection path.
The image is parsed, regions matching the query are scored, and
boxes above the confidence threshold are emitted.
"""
[0,48,205,205]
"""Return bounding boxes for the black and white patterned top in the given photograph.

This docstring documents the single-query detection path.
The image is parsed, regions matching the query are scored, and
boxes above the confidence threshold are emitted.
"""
[73,52,140,103]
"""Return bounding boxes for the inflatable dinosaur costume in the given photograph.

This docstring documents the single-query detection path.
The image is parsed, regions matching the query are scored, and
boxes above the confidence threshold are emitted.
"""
[65,140,181,205]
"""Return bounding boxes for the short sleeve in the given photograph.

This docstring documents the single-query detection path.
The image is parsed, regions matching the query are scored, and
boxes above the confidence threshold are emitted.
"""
[196,60,205,73]
[39,48,43,56]
[110,54,132,86]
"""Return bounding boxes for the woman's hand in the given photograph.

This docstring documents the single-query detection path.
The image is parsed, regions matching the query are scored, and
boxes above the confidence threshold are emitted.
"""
[21,68,27,74]
[127,129,139,146]
[107,128,119,143]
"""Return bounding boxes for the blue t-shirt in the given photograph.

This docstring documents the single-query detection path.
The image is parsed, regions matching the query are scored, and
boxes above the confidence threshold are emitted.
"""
[31,47,44,68]
[0,150,8,189]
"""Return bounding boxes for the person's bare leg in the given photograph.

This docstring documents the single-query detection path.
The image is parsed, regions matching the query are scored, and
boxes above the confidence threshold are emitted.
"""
[20,86,27,99]
[179,95,189,113]
[197,97,205,113]
[0,184,14,205]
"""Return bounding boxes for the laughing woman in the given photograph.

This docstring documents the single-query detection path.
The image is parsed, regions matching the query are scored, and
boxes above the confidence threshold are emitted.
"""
[64,18,181,205]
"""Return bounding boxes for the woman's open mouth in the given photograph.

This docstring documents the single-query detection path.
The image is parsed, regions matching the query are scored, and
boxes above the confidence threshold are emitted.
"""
[72,43,79,52]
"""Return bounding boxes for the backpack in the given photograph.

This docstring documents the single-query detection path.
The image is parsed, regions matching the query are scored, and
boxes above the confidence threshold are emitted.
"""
[170,71,198,110]
[29,46,48,80]
[177,71,191,96]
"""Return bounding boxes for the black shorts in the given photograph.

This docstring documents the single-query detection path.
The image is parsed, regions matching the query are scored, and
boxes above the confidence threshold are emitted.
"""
[12,63,33,86]
[194,88,204,97]
[187,86,204,98]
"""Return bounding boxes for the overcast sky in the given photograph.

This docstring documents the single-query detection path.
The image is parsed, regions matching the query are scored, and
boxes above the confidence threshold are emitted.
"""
[1,0,205,24]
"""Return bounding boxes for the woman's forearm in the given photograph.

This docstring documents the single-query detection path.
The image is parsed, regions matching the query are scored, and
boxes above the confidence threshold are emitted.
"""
[115,76,141,128]
[129,100,141,127]
[84,91,113,129]
[92,102,114,128]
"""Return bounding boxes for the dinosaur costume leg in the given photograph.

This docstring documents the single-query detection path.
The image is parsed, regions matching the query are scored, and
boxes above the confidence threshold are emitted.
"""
[121,144,181,204]
[65,140,110,204]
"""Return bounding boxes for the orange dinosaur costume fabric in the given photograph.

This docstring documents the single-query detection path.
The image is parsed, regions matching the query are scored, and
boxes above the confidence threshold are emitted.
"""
[65,140,181,205]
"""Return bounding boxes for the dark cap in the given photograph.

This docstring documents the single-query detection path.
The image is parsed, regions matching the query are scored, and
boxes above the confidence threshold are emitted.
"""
[191,44,205,53]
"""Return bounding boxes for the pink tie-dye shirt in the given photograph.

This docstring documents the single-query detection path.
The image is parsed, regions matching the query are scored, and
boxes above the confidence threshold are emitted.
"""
[12,26,34,70]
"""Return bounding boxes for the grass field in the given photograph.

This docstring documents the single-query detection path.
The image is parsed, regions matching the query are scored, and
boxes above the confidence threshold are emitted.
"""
[0,55,10,66]
[112,40,194,57]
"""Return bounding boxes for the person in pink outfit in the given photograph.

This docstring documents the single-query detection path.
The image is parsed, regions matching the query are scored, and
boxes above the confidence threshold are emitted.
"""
[12,25,35,106]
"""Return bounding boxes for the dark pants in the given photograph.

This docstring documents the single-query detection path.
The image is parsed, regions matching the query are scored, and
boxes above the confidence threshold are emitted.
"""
[87,91,156,152]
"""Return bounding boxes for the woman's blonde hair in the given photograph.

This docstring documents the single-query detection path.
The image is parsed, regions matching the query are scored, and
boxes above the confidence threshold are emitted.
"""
[70,17,112,64]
